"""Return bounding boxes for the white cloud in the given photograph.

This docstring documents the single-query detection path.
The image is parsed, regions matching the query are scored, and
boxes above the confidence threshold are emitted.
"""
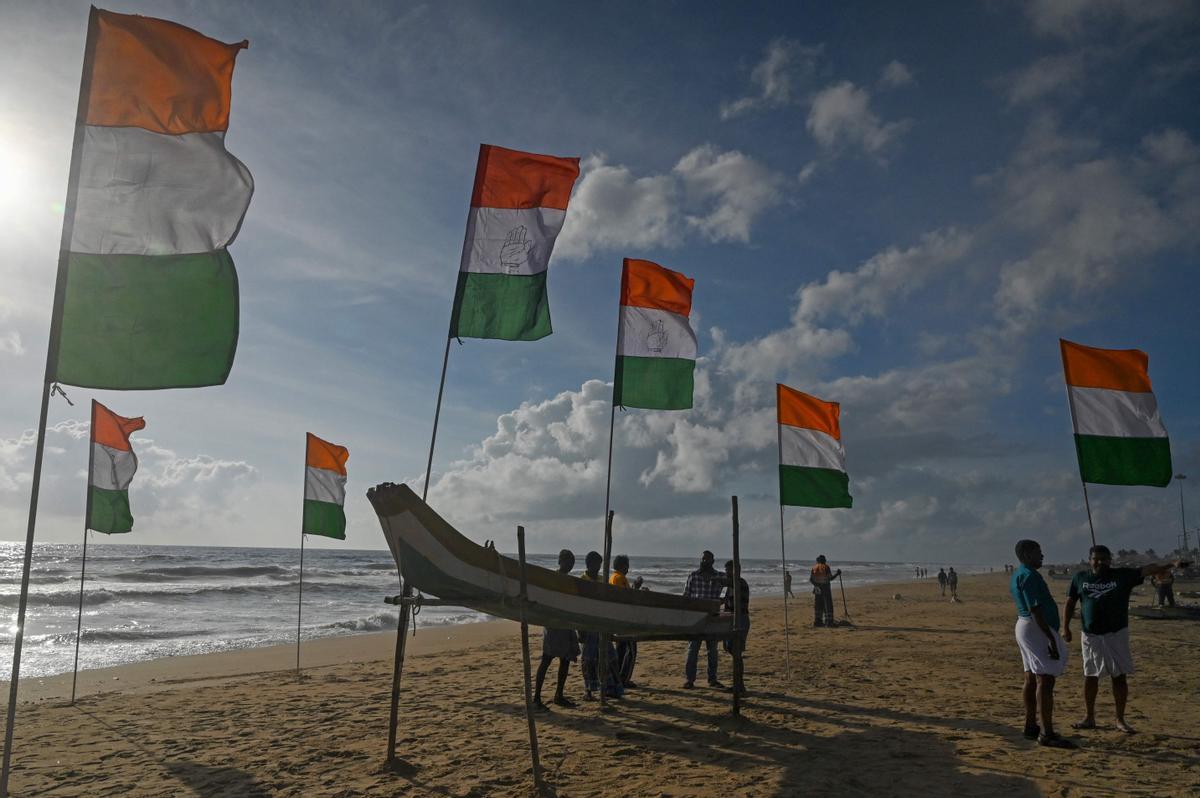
[806,81,911,156]
[879,60,914,88]
[1004,53,1086,105]
[556,147,784,260]
[720,39,823,120]
[0,331,24,356]
[1025,0,1187,38]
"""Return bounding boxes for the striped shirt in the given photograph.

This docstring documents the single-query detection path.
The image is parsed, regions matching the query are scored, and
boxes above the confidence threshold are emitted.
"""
[684,568,726,601]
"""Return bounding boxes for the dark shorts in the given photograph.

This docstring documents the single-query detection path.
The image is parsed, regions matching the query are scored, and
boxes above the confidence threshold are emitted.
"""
[542,627,580,661]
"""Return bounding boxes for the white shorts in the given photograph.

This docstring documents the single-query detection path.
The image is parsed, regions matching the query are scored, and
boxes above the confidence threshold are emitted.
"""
[1081,628,1135,677]
[1015,617,1067,676]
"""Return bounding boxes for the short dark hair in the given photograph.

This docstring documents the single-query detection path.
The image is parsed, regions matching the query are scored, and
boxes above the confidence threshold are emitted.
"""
[1014,539,1040,561]
[613,554,630,571]
[816,555,827,564]
[1089,545,1112,558]
[585,551,602,567]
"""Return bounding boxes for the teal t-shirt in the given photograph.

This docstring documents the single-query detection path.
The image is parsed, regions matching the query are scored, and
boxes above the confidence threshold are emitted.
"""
[1068,567,1143,634]
[1010,565,1060,631]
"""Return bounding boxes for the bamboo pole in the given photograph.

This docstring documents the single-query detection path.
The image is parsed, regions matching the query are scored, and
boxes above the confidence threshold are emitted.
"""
[2,11,98,795]
[731,496,743,716]
[598,509,614,709]
[1081,481,1098,548]
[1063,370,1098,548]
[516,526,544,791]
[295,533,305,673]
[385,579,410,764]
[777,503,791,681]
[70,402,98,705]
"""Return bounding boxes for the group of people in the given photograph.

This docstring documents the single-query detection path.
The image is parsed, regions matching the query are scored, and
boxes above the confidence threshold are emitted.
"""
[937,567,959,598]
[532,548,752,709]
[1009,539,1189,748]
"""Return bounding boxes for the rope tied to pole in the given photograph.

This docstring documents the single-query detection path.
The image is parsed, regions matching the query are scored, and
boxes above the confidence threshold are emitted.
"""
[50,383,74,406]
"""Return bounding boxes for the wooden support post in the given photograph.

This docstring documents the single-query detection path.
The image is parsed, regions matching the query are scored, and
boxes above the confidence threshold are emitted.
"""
[516,526,544,792]
[385,579,410,763]
[598,509,614,709]
[731,495,743,717]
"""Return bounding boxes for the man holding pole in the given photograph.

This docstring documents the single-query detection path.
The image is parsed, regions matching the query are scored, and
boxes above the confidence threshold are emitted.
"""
[810,555,840,627]
[1062,545,1189,734]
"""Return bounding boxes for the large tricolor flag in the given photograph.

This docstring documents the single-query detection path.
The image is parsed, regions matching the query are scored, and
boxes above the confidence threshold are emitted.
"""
[1061,339,1172,487]
[88,400,146,534]
[777,384,853,509]
[613,259,697,410]
[51,9,253,390]
[449,144,581,341]
[304,433,350,540]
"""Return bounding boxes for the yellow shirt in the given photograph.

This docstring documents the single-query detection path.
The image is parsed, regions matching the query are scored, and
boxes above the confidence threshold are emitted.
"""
[610,572,631,588]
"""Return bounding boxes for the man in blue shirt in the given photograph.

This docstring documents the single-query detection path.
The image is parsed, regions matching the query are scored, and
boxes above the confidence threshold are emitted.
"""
[1010,539,1073,748]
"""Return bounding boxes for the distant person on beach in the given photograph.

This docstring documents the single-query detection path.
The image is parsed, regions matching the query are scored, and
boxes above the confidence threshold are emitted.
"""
[810,555,840,627]
[1062,546,1190,734]
[683,550,726,688]
[723,560,750,695]
[1011,539,1072,748]
[937,568,948,596]
[579,551,622,700]
[783,570,795,598]
[1151,568,1176,608]
[948,567,959,598]
[535,549,580,711]
[610,554,642,688]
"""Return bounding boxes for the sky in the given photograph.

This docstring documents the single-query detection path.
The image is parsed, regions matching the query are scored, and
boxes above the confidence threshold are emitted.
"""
[0,0,1198,565]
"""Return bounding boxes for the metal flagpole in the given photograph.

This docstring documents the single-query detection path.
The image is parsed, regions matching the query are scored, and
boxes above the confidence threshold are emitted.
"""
[778,503,792,681]
[71,402,98,704]
[1062,362,1098,549]
[2,10,98,795]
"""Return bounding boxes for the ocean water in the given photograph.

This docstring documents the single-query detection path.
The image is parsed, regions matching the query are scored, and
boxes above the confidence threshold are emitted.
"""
[0,542,993,679]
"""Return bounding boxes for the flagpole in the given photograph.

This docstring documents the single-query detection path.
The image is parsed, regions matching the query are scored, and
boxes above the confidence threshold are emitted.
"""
[2,10,98,795]
[1081,480,1097,548]
[422,333,453,504]
[296,533,305,673]
[602,262,623,566]
[777,503,792,681]
[1062,361,1098,549]
[71,402,98,704]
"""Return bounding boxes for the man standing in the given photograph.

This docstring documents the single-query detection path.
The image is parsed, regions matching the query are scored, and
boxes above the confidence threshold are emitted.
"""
[948,567,959,599]
[1151,567,1176,608]
[609,553,642,688]
[534,549,580,710]
[783,570,795,598]
[810,555,840,627]
[937,568,948,596]
[1011,539,1072,748]
[1062,545,1189,734]
[682,550,725,689]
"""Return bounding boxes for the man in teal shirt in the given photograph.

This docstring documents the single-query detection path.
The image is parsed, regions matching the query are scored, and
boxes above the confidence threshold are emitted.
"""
[1062,545,1189,734]
[1010,539,1072,748]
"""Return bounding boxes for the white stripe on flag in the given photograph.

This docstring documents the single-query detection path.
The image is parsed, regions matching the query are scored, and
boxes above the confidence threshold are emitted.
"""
[617,306,697,360]
[305,466,347,505]
[459,207,567,276]
[779,424,846,471]
[90,443,139,491]
[1068,386,1167,438]
[73,126,254,255]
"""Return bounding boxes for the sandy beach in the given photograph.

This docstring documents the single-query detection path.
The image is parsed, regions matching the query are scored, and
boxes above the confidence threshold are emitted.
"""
[2,572,1198,797]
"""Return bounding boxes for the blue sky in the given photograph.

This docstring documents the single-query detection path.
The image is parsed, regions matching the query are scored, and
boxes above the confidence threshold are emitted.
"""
[1,0,1197,564]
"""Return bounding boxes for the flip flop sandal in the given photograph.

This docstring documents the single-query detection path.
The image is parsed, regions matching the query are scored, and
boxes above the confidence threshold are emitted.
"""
[1070,720,1096,730]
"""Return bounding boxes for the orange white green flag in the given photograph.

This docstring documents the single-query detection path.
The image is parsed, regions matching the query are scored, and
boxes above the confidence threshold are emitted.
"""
[51,8,253,389]
[777,384,852,509]
[304,434,349,540]
[1060,339,1172,487]
[613,259,697,410]
[88,400,146,534]
[449,144,581,341]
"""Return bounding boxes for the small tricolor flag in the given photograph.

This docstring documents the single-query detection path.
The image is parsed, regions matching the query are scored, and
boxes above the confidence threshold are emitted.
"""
[88,400,146,534]
[777,385,852,508]
[1061,339,1172,487]
[304,433,349,540]
[449,144,581,341]
[613,259,697,410]
[52,9,253,390]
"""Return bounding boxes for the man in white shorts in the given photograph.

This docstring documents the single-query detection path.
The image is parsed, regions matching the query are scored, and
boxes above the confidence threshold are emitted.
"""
[1010,539,1073,748]
[1062,545,1189,734]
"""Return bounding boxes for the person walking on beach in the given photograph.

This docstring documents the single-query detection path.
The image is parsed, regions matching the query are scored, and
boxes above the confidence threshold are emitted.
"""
[1151,567,1176,608]
[609,554,642,688]
[1011,539,1073,748]
[535,549,581,710]
[723,560,750,695]
[948,567,959,599]
[937,568,948,596]
[579,551,622,700]
[682,550,725,688]
[783,570,795,598]
[1062,546,1190,734]
[810,555,840,627]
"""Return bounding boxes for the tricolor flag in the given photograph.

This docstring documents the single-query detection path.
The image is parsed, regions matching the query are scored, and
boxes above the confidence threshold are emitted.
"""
[777,384,852,509]
[449,144,580,341]
[1061,339,1172,487]
[613,259,697,410]
[88,400,146,534]
[52,9,253,390]
[304,433,349,540]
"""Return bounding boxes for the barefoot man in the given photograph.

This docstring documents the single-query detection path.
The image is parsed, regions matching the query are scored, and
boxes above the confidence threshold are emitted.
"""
[1062,545,1190,734]
[1011,539,1073,748]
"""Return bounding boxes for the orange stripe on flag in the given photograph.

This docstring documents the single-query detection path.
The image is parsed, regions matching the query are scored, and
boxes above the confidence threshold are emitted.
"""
[777,384,841,439]
[306,433,349,475]
[92,400,145,452]
[86,9,248,134]
[1060,339,1153,393]
[620,259,694,315]
[469,144,580,210]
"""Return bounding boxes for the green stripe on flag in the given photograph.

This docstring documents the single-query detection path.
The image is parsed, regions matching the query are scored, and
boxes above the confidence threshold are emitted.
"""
[303,499,347,540]
[88,486,134,534]
[1074,435,1172,487]
[613,355,694,410]
[54,251,239,389]
[450,271,551,341]
[779,465,853,508]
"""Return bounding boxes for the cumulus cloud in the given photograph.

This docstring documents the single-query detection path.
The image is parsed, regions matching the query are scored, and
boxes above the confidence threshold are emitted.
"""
[806,81,911,156]
[878,60,914,88]
[1025,0,1188,39]
[1004,53,1086,105]
[556,147,784,260]
[720,38,823,120]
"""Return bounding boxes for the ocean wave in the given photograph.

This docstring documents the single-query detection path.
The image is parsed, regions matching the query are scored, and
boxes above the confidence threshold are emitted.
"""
[321,612,399,632]
[26,628,209,645]
[0,580,356,608]
[110,565,291,581]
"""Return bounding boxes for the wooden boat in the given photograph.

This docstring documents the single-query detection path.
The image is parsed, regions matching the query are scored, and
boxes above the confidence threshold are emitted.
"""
[367,482,734,639]
[1130,605,1200,621]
